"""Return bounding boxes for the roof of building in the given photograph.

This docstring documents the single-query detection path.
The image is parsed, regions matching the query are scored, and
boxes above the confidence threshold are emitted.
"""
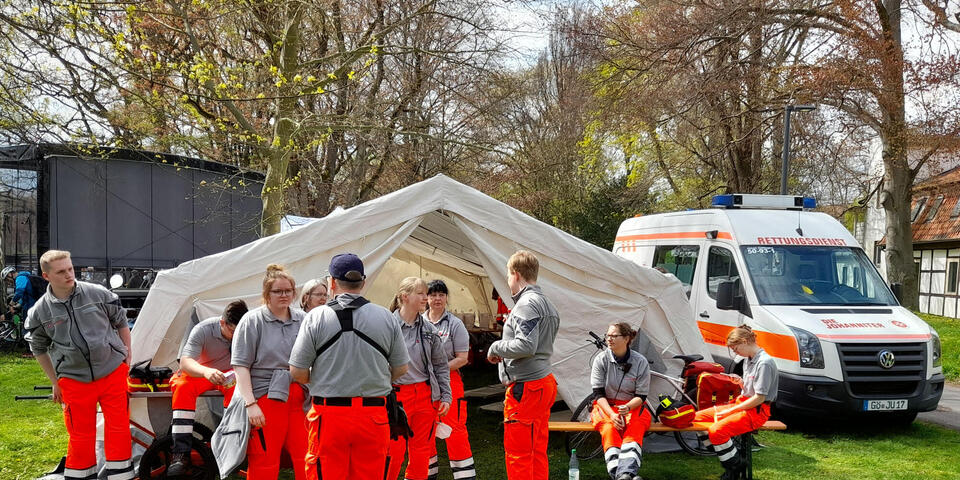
[908,165,960,244]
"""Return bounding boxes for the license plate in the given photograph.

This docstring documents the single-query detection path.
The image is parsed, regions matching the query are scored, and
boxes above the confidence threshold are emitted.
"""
[863,399,908,411]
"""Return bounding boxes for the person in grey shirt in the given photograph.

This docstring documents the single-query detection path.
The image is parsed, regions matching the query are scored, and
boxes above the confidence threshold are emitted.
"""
[487,250,559,480]
[289,253,409,480]
[167,300,248,476]
[424,279,475,480]
[384,277,451,480]
[231,264,307,480]
[25,250,133,480]
[692,325,779,480]
[589,322,652,480]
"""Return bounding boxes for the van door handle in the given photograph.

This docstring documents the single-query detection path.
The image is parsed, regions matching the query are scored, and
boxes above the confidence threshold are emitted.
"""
[699,311,710,318]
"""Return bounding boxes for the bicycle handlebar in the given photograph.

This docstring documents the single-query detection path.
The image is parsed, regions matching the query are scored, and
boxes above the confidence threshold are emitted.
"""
[587,331,605,350]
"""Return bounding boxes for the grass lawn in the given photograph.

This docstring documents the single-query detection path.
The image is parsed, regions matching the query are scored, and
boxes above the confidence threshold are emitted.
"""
[917,312,960,382]
[3,356,960,480]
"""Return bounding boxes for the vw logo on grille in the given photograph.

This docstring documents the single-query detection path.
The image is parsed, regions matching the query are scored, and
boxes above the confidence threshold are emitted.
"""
[877,350,896,369]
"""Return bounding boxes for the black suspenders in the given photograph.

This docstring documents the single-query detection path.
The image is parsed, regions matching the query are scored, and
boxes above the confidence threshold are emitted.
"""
[315,297,389,360]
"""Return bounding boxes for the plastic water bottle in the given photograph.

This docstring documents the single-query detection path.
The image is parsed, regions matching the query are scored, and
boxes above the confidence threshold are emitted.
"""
[568,448,580,480]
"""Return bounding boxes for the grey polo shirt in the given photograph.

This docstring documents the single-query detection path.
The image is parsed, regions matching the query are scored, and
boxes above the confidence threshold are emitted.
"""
[289,293,409,398]
[181,317,232,372]
[231,305,305,399]
[743,348,778,402]
[395,311,432,384]
[391,310,452,402]
[427,311,470,361]
[487,284,560,384]
[590,349,651,402]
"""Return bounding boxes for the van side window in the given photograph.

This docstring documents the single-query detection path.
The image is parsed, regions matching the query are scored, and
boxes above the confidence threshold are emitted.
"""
[706,246,740,300]
[652,245,699,289]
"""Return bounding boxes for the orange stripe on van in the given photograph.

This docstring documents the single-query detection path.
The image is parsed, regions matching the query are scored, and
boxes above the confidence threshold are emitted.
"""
[697,321,800,362]
[816,334,932,341]
[615,231,733,242]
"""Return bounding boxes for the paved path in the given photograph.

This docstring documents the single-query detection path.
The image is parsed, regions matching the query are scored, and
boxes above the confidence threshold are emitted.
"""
[918,382,960,430]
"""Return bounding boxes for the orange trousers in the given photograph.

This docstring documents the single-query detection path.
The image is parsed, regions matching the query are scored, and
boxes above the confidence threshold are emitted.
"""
[503,374,557,480]
[591,399,651,477]
[428,370,474,479]
[387,382,438,480]
[693,396,770,446]
[59,363,132,480]
[306,397,390,480]
[169,371,235,453]
[245,384,307,480]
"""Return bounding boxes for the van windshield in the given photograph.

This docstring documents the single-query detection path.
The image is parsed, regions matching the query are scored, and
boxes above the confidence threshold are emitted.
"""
[740,245,898,306]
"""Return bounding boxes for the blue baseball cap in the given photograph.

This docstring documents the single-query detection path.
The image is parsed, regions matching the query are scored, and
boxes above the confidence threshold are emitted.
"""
[329,253,366,282]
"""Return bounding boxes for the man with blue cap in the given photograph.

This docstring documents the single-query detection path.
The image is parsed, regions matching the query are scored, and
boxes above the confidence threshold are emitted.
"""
[290,253,410,480]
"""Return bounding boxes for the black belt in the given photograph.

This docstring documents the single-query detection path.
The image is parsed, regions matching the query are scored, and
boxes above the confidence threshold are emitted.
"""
[312,396,386,407]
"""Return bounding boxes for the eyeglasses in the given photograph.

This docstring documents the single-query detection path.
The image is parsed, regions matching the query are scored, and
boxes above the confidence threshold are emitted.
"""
[605,334,624,340]
[270,289,295,297]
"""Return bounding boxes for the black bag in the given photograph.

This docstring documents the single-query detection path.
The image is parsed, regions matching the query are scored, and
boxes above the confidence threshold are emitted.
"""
[127,360,174,392]
[26,274,48,299]
[386,389,414,440]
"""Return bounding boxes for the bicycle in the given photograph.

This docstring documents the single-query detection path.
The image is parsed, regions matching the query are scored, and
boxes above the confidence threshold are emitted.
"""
[0,307,26,351]
[563,331,718,460]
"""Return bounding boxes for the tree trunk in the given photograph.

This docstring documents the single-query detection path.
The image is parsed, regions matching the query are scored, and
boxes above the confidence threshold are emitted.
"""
[878,0,918,309]
[260,6,305,236]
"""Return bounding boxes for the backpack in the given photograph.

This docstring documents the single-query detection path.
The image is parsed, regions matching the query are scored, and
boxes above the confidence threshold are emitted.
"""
[127,360,173,392]
[695,372,743,410]
[26,274,48,299]
[656,394,695,428]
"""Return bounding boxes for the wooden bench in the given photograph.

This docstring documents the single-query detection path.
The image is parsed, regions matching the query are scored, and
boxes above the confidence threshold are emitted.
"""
[549,420,786,480]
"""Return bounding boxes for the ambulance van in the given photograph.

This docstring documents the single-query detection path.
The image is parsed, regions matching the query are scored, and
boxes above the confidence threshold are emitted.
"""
[614,194,944,420]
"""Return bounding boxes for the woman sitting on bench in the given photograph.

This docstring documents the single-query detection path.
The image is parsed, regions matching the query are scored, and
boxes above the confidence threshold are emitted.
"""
[590,322,652,480]
[693,325,778,480]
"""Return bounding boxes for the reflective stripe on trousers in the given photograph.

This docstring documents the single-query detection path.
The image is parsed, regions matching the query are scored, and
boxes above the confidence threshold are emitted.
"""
[59,363,132,480]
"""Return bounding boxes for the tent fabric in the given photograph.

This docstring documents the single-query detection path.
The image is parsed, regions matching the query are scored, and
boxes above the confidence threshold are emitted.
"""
[129,174,710,431]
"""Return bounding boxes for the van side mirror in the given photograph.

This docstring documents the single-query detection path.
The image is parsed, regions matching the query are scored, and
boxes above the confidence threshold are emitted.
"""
[890,282,903,303]
[716,281,739,310]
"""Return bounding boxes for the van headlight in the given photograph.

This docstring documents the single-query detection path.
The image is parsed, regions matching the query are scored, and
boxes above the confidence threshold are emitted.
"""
[932,332,942,368]
[790,326,824,369]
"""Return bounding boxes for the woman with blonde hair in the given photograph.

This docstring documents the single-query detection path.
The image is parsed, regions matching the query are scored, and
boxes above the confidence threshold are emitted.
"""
[385,277,452,480]
[590,322,651,480]
[231,264,308,480]
[299,278,328,312]
[693,325,778,480]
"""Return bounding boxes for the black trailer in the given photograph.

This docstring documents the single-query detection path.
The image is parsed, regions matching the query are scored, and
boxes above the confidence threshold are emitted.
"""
[0,143,265,318]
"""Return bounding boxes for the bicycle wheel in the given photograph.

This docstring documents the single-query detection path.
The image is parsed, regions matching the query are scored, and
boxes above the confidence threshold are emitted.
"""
[0,321,20,350]
[674,430,715,456]
[138,434,218,479]
[564,395,603,460]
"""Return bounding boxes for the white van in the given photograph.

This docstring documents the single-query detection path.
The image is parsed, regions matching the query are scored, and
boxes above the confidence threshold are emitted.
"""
[614,194,944,420]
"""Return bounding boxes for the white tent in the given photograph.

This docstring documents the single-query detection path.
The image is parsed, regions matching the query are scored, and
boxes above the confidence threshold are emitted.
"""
[129,174,709,430]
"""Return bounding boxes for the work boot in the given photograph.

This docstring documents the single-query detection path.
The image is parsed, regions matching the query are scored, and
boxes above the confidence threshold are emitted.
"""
[167,452,189,476]
[719,456,744,480]
[631,476,644,480]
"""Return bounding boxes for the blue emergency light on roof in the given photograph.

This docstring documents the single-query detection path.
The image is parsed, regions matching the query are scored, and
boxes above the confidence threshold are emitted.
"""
[711,194,816,210]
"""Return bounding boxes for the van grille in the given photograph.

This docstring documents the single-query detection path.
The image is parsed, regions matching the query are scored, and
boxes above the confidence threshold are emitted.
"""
[836,343,925,397]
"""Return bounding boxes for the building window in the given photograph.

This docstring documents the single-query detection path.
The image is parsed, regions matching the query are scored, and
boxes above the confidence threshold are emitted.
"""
[926,195,944,223]
[951,198,960,219]
[948,261,959,295]
[911,197,927,222]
